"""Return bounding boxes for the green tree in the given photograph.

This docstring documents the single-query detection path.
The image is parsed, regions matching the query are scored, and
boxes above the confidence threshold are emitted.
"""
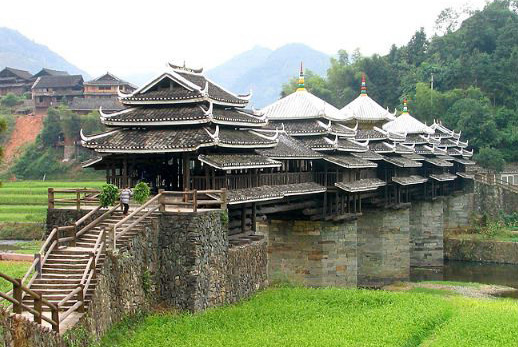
[474,146,505,172]
[1,93,21,108]
[40,107,63,147]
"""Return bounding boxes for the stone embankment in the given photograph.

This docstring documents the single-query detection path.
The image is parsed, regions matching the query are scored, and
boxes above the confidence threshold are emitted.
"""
[445,238,518,264]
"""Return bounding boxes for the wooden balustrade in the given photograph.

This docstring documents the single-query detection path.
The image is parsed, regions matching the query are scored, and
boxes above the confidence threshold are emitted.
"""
[191,172,313,190]
[474,173,518,193]
[48,188,100,211]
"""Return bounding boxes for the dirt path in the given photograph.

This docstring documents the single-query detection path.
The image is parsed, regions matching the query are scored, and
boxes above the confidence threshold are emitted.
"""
[2,115,44,164]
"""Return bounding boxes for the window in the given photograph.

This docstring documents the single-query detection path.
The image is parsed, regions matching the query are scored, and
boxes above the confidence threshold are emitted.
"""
[98,86,112,91]
[502,175,515,185]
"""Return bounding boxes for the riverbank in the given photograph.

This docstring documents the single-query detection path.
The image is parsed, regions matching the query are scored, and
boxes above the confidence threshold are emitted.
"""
[445,236,518,264]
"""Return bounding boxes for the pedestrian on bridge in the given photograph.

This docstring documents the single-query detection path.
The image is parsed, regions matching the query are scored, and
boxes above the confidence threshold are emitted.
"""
[120,186,133,215]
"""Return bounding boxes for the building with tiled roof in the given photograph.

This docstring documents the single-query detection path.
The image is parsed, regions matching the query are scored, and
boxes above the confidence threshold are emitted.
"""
[84,72,136,98]
[32,75,84,113]
[82,63,325,235]
[0,67,33,96]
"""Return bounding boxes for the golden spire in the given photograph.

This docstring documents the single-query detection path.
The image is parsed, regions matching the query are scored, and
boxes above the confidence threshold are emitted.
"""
[296,61,305,91]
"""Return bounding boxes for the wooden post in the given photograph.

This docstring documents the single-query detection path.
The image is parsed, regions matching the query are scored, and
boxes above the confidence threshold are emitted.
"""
[252,203,257,232]
[76,191,81,211]
[51,306,59,333]
[48,188,54,209]
[359,194,362,212]
[35,253,42,279]
[353,194,357,214]
[33,291,42,324]
[241,205,247,232]
[123,156,128,188]
[102,227,107,254]
[158,189,165,212]
[13,278,22,314]
[112,225,117,251]
[221,189,227,210]
[192,190,198,212]
[182,153,190,190]
[77,285,85,313]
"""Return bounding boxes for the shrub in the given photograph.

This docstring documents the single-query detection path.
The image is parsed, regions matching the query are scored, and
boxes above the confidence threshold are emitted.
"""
[99,184,119,207]
[133,182,150,204]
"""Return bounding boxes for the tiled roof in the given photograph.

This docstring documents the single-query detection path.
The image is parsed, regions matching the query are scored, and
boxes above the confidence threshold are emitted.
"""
[429,173,457,181]
[198,154,281,170]
[340,94,395,122]
[404,134,428,144]
[69,97,124,112]
[453,158,476,165]
[227,182,326,205]
[383,112,434,135]
[355,129,387,140]
[269,119,327,135]
[416,145,434,155]
[123,70,249,106]
[335,178,386,192]
[324,154,377,168]
[33,75,83,89]
[100,104,266,127]
[33,68,68,78]
[1,67,32,80]
[424,157,454,167]
[85,72,134,87]
[351,150,384,161]
[401,153,426,161]
[329,122,356,137]
[457,172,475,179]
[392,175,428,186]
[383,156,423,168]
[257,134,322,159]
[370,142,394,153]
[261,90,342,120]
[394,143,415,154]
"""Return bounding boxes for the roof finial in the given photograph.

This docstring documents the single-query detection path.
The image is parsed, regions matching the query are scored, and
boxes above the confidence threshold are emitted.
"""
[296,61,305,91]
[403,98,408,113]
[360,72,367,95]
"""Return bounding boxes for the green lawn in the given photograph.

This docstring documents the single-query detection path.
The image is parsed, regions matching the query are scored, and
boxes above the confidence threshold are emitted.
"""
[99,287,518,347]
[0,180,103,229]
[0,261,31,293]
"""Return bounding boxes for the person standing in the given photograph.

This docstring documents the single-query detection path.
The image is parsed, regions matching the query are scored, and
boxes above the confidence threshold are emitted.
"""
[120,186,133,215]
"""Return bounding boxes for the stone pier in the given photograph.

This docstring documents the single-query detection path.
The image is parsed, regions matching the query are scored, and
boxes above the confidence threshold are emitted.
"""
[410,199,444,267]
[261,219,357,287]
[357,207,410,287]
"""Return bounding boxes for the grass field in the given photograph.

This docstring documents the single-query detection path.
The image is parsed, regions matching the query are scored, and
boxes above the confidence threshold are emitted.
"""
[100,287,518,347]
[0,180,103,226]
[0,261,30,293]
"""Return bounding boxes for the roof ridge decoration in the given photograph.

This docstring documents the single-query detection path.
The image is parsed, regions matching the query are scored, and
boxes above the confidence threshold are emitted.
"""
[402,98,408,113]
[80,129,120,143]
[250,128,280,142]
[360,73,367,96]
[297,62,305,92]
[168,62,203,74]
[205,125,220,145]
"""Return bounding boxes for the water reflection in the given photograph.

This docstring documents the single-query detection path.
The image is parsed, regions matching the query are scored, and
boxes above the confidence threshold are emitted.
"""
[411,260,518,289]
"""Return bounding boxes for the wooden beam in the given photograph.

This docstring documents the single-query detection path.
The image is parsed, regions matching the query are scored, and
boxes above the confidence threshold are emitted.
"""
[252,203,257,232]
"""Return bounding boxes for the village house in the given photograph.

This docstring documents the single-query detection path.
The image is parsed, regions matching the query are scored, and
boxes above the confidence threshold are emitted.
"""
[0,67,33,96]
[83,72,136,99]
[32,74,83,114]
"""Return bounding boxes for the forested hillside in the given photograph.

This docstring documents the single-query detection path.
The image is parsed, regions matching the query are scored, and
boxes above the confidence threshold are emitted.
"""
[283,0,518,170]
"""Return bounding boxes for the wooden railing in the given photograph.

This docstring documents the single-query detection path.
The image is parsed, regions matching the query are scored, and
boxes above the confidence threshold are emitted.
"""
[48,188,100,210]
[192,172,313,190]
[474,173,518,193]
[0,273,60,332]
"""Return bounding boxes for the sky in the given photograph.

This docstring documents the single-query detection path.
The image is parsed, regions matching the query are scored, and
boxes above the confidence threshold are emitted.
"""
[0,0,488,78]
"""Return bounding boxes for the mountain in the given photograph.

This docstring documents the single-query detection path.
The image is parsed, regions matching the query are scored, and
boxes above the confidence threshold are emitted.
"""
[207,43,330,108]
[0,27,89,78]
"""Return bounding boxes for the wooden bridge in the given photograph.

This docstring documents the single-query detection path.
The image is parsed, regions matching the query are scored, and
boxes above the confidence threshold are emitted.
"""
[0,188,227,334]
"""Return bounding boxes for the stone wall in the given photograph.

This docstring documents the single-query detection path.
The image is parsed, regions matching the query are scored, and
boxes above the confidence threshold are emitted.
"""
[0,309,65,347]
[410,199,444,267]
[264,219,357,288]
[357,207,410,287]
[46,208,104,233]
[443,192,475,232]
[473,181,518,217]
[226,241,268,303]
[445,237,518,264]
[158,211,228,312]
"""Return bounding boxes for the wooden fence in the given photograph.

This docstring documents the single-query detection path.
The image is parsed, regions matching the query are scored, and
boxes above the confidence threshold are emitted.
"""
[48,188,100,210]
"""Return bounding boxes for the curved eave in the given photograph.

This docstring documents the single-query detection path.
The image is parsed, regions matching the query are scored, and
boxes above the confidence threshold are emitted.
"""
[120,96,247,108]
[100,118,266,128]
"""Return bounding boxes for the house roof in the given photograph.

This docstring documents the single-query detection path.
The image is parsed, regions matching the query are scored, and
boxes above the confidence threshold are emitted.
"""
[227,182,326,205]
[0,67,33,80]
[100,103,266,127]
[85,72,136,88]
[257,134,323,159]
[33,68,68,78]
[335,178,386,193]
[32,75,83,89]
[351,150,384,161]
[424,157,454,167]
[392,175,428,186]
[198,154,281,170]
[121,66,250,107]
[429,173,457,182]
[324,154,377,169]
[261,89,342,121]
[340,94,396,122]
[69,97,124,112]
[383,155,423,168]
[382,112,434,135]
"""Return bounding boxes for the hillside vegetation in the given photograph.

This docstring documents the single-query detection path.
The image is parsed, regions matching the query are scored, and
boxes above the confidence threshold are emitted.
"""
[284,0,518,171]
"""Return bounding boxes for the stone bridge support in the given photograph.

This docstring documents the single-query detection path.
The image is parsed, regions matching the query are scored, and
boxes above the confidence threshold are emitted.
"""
[357,208,410,287]
[259,219,357,287]
[410,199,444,267]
